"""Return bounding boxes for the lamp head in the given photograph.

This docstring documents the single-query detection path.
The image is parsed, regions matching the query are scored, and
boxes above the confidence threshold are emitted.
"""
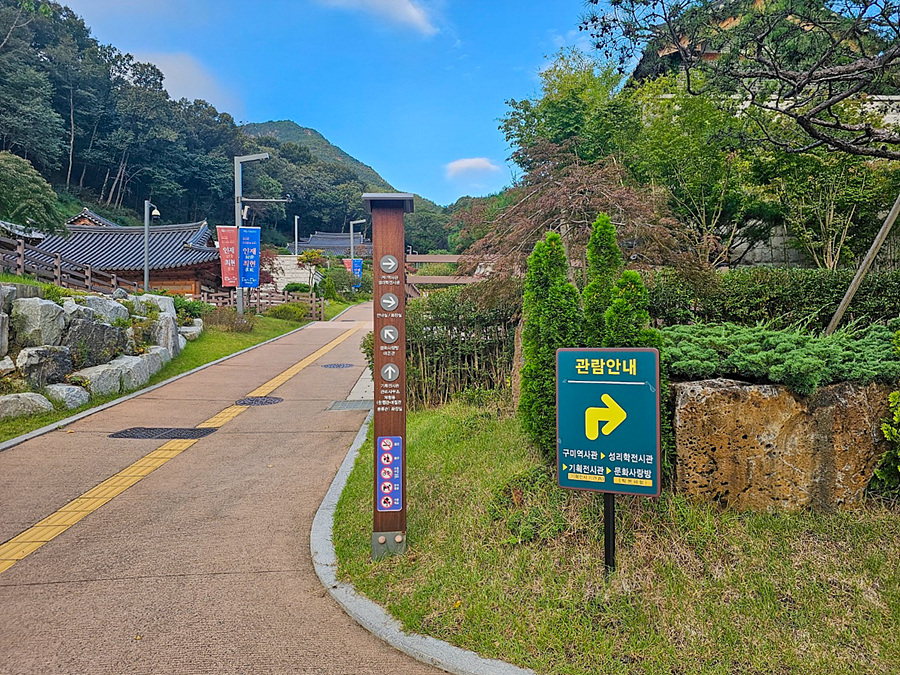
[151,207,161,220]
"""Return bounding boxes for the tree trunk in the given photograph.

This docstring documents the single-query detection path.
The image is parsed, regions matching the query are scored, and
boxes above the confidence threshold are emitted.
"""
[65,88,75,190]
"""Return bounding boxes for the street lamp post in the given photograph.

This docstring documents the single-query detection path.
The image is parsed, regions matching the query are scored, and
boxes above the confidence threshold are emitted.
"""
[143,200,160,292]
[233,153,269,315]
[349,219,366,264]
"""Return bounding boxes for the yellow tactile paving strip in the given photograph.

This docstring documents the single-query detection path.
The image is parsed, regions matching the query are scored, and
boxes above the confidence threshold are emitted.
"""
[0,324,363,576]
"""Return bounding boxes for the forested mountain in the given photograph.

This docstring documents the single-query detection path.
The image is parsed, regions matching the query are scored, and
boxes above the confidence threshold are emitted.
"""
[0,0,452,252]
[243,121,392,193]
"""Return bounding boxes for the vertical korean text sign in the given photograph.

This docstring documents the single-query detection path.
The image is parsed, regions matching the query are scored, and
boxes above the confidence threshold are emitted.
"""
[216,226,239,287]
[557,348,661,497]
[239,226,261,288]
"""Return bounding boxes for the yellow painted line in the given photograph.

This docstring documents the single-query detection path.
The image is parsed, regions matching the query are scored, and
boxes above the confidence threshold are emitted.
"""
[247,325,363,397]
[198,406,249,428]
[0,325,363,576]
[9,525,69,543]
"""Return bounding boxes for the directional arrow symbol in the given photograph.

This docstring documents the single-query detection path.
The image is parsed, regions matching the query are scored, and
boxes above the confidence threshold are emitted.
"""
[607,467,611,475]
[584,394,627,439]
[381,294,398,310]
[384,328,397,341]
[563,464,568,471]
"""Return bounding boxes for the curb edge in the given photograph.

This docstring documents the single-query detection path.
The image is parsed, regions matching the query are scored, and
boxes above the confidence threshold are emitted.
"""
[310,411,537,675]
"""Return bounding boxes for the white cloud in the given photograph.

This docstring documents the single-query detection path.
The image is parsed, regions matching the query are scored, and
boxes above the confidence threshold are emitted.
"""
[317,0,438,35]
[445,158,501,180]
[133,52,244,115]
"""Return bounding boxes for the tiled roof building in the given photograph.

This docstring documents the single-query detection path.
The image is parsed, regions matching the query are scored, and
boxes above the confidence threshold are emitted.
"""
[36,209,221,295]
[287,231,373,257]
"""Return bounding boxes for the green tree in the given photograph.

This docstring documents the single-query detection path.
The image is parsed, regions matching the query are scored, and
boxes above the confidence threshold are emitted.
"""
[0,151,61,231]
[603,270,662,350]
[582,212,623,347]
[582,0,900,160]
[520,232,583,459]
[628,76,761,266]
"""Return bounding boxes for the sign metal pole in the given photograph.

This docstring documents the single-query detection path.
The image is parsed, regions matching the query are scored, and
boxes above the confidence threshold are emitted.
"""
[365,193,415,560]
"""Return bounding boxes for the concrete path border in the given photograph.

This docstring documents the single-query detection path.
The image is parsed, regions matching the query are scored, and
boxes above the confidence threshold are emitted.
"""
[310,412,537,675]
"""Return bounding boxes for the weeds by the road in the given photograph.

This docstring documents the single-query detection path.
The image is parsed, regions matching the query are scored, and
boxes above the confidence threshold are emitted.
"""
[334,402,900,675]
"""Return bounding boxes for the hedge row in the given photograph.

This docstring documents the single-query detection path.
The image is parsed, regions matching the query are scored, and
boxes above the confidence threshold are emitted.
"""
[647,267,900,330]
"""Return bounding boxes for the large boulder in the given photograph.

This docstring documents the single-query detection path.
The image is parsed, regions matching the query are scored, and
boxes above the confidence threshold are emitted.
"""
[82,296,129,323]
[62,299,96,322]
[16,346,73,388]
[0,393,53,419]
[0,312,7,357]
[140,350,163,377]
[0,285,17,314]
[108,355,150,391]
[673,379,894,511]
[178,324,202,341]
[63,319,127,368]
[10,298,66,347]
[147,345,171,365]
[0,356,15,377]
[70,363,122,397]
[44,383,90,409]
[135,294,176,317]
[151,314,181,358]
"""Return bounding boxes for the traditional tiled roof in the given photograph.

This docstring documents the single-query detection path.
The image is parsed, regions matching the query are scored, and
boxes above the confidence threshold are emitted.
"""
[66,208,121,228]
[39,221,219,272]
[287,231,373,257]
[0,219,46,241]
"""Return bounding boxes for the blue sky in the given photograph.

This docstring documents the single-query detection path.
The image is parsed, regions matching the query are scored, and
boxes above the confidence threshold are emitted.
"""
[63,0,593,206]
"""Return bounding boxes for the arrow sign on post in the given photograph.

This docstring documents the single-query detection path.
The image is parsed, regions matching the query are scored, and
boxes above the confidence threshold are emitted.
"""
[585,394,627,439]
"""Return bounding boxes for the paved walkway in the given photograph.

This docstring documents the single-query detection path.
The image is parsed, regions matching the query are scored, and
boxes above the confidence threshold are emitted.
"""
[0,303,441,674]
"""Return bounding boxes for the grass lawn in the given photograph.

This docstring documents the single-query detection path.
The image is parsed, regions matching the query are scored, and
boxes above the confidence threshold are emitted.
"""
[334,402,900,675]
[325,299,360,321]
[0,315,305,443]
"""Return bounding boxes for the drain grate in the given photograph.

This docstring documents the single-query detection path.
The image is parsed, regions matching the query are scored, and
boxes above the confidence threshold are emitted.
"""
[110,427,217,440]
[235,396,284,406]
[328,400,374,411]
[322,363,354,369]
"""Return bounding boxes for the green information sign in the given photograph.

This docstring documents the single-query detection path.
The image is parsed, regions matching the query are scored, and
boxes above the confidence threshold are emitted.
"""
[557,348,661,497]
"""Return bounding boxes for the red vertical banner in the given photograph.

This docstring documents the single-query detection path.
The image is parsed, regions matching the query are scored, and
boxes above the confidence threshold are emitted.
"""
[217,226,239,287]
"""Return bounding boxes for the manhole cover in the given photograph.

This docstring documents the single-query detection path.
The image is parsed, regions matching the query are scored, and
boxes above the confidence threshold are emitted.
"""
[236,396,284,406]
[322,363,354,369]
[110,427,217,440]
[328,400,374,411]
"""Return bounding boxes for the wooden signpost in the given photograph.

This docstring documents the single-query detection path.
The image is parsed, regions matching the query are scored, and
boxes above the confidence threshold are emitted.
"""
[364,193,415,560]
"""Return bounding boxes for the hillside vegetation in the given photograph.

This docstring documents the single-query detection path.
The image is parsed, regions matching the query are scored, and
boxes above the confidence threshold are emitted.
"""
[0,0,452,252]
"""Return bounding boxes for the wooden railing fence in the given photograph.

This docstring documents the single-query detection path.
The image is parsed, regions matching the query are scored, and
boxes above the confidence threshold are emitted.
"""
[0,236,139,295]
[201,288,326,321]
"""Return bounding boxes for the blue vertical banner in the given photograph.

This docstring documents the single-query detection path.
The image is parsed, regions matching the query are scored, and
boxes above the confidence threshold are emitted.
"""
[238,226,261,288]
[352,258,363,288]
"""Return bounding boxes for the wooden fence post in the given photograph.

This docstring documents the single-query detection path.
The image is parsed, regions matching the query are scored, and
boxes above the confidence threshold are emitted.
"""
[85,265,93,292]
[54,253,62,285]
[16,239,24,276]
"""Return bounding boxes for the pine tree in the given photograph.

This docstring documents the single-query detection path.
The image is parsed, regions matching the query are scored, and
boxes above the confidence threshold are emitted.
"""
[520,232,583,458]
[582,212,622,347]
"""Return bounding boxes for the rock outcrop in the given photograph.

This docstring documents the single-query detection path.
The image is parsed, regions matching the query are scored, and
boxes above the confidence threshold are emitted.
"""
[10,298,66,347]
[82,296,129,323]
[673,379,893,511]
[16,346,73,388]
[63,319,127,368]
[0,393,54,419]
[44,384,90,409]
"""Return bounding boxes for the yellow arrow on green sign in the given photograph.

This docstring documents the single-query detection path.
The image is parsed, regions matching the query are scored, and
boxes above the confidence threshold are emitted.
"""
[584,394,627,439]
